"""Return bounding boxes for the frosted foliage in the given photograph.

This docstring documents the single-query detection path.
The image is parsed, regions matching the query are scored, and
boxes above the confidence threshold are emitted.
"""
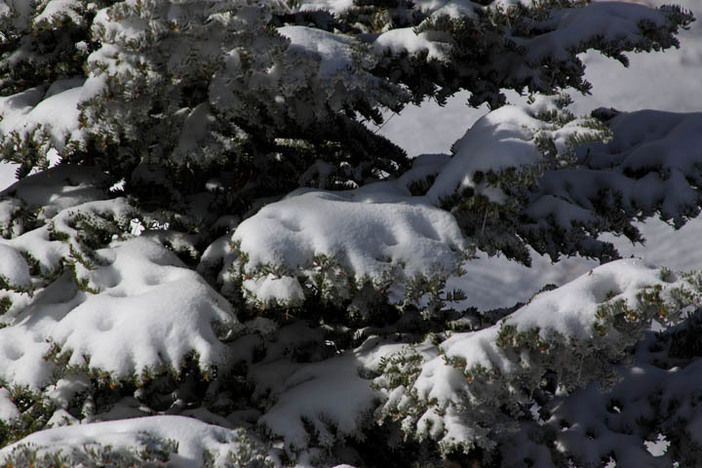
[49,238,237,378]
[0,236,236,387]
[34,0,87,28]
[375,261,702,455]
[0,415,275,467]
[76,0,403,173]
[229,184,468,306]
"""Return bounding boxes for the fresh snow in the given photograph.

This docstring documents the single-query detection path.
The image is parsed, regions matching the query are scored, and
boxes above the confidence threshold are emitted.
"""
[0,78,86,152]
[0,415,271,467]
[279,26,360,79]
[259,337,403,450]
[0,0,700,465]
[378,260,701,454]
[231,184,468,305]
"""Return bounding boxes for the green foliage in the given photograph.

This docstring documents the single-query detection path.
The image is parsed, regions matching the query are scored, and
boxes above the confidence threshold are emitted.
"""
[0,386,56,448]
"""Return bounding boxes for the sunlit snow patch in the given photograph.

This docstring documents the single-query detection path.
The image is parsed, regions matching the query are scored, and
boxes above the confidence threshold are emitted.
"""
[229,183,469,307]
[0,415,274,467]
[0,237,237,388]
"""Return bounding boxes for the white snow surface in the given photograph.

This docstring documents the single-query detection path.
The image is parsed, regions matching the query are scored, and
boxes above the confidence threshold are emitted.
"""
[0,415,265,467]
[420,260,668,397]
[518,2,670,63]
[232,184,468,303]
[259,338,403,450]
[0,78,86,152]
[0,165,109,220]
[0,244,30,288]
[0,235,237,388]
[425,103,541,201]
[0,388,20,422]
[50,238,237,378]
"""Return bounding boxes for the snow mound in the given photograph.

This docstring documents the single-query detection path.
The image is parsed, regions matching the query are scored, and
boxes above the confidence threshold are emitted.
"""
[0,415,274,467]
[427,97,606,204]
[0,165,109,222]
[0,244,30,288]
[0,78,87,152]
[0,235,237,388]
[376,259,702,452]
[230,184,468,306]
[259,338,401,451]
[48,238,237,379]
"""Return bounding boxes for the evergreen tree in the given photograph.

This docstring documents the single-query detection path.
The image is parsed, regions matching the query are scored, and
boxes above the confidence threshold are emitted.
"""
[0,0,700,466]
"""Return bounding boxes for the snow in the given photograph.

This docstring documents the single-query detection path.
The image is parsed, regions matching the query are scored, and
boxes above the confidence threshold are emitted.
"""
[0,244,31,288]
[0,78,85,152]
[0,172,238,387]
[258,336,403,451]
[379,259,701,453]
[0,415,272,467]
[425,104,543,203]
[0,388,20,422]
[0,165,109,220]
[374,28,449,61]
[231,184,468,304]
[34,0,86,28]
[0,236,237,387]
[279,26,359,79]
[0,0,701,463]
[519,2,671,63]
[49,238,237,379]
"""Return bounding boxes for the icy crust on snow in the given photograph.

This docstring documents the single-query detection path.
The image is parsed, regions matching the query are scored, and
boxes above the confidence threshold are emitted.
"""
[377,260,701,452]
[0,415,274,467]
[230,183,468,306]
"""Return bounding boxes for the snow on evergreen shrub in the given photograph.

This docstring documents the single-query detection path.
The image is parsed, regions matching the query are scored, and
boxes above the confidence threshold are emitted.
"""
[0,415,275,467]
[374,262,701,456]
[222,183,470,310]
[0,0,701,466]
